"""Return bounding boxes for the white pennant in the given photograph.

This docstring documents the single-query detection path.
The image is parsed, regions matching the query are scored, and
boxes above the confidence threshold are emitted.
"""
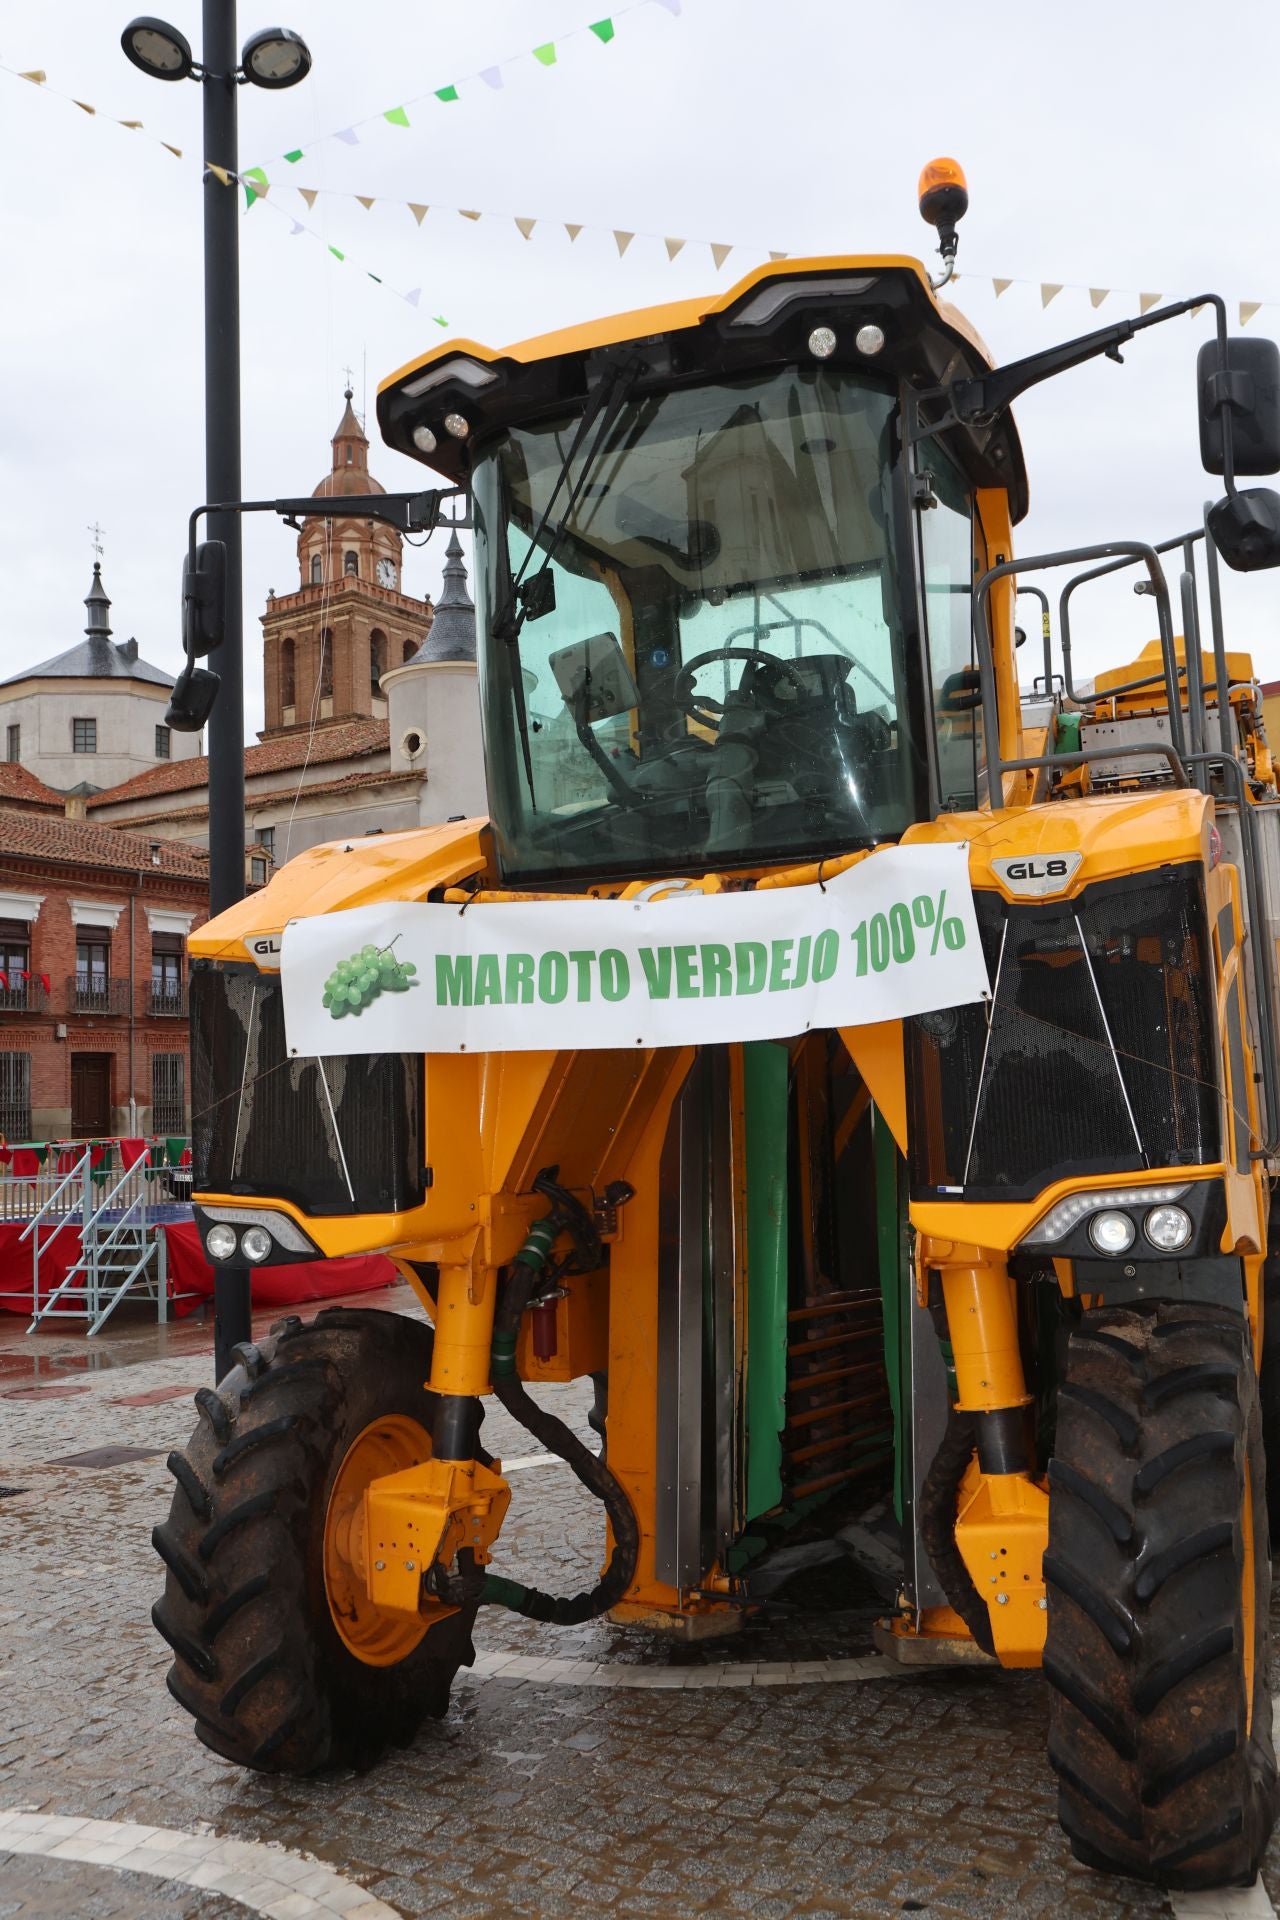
[1089,287,1109,308]
[298,187,318,208]
[356,196,376,211]
[1040,283,1062,308]
[515,217,537,240]
[564,223,583,241]
[614,230,634,256]
[1241,301,1262,327]
[710,243,732,270]
[408,203,428,225]
[992,278,1012,297]
[1139,292,1161,314]
[664,236,686,260]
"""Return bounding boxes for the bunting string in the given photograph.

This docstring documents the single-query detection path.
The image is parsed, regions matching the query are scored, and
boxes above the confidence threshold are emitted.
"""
[252,0,681,172]
[6,57,1278,334]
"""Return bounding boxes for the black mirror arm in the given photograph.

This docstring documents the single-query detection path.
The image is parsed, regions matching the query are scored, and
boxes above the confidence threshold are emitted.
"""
[185,487,469,571]
[915,293,1238,493]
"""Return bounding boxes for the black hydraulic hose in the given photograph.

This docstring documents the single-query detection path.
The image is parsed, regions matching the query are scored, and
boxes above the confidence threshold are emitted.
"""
[480,1223,640,1625]
[918,1405,996,1658]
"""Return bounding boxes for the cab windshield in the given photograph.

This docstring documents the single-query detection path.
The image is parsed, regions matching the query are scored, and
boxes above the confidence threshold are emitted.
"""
[473,366,924,884]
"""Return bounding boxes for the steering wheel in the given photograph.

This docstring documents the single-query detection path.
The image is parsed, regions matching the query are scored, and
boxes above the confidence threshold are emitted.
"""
[673,646,811,733]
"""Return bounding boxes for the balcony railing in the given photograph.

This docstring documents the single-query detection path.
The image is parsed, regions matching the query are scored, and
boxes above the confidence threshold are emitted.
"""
[67,975,131,1016]
[148,982,188,1018]
[0,978,49,1014]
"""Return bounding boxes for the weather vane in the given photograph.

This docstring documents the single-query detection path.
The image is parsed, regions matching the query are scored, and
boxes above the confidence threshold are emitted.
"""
[341,364,355,395]
[87,522,105,562]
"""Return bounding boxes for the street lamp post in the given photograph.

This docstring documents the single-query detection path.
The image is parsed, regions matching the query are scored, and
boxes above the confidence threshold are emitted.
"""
[122,9,311,1381]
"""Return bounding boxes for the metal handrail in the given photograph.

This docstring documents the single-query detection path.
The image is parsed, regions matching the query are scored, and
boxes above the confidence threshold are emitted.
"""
[17,1149,91,1253]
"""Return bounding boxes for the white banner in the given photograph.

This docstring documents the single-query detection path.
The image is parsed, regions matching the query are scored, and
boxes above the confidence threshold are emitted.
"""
[279,843,988,1057]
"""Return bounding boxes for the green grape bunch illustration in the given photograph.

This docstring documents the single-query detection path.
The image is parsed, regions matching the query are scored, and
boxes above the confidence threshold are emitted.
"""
[322,941,417,1018]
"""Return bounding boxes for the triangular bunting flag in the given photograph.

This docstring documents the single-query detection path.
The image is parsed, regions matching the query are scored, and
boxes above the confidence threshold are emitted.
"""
[405,288,422,307]
[590,18,616,41]
[117,119,143,130]
[1040,283,1062,307]
[480,66,504,88]
[1241,301,1262,327]
[1089,287,1109,308]
[73,100,95,115]
[533,42,557,65]
[328,245,345,261]
[710,243,732,270]
[289,220,304,235]
[1191,302,1207,316]
[408,203,429,225]
[334,127,359,145]
[664,237,686,260]
[1139,292,1161,314]
[515,217,537,240]
[162,142,182,158]
[19,70,46,84]
[435,84,459,103]
[207,163,234,188]
[614,230,634,256]
[284,148,304,163]
[769,251,787,261]
[367,273,382,284]
[356,196,376,211]
[434,315,449,328]
[459,208,482,221]
[241,165,269,207]
[384,106,410,128]
[564,223,583,241]
[299,188,319,208]
[992,278,1012,296]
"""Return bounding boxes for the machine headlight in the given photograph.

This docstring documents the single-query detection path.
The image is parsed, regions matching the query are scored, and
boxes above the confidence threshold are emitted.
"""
[240,1225,274,1265]
[206,1223,238,1261]
[1144,1204,1194,1252]
[807,325,837,359]
[1088,1210,1137,1255]
[1023,1184,1189,1245]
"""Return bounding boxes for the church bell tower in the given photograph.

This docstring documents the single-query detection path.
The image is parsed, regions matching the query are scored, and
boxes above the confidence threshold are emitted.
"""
[259,389,434,735]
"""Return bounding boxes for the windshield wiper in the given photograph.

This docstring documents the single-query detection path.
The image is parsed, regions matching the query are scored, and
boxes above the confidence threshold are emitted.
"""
[496,351,646,808]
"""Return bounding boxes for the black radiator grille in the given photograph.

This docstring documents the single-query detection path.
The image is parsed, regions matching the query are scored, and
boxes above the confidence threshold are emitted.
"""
[190,960,426,1216]
[906,863,1220,1200]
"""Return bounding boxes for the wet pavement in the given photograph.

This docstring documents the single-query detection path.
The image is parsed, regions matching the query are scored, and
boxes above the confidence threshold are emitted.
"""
[1,1285,1276,1919]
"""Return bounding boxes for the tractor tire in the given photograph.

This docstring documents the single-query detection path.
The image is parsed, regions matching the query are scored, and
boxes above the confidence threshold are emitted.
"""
[152,1306,480,1774]
[1259,1251,1280,1544]
[1044,1300,1277,1889]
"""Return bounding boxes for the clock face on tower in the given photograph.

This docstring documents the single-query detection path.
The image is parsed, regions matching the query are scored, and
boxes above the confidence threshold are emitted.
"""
[376,558,396,590]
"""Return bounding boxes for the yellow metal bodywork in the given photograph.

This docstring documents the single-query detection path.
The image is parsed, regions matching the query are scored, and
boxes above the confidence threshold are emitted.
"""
[363,1456,511,1617]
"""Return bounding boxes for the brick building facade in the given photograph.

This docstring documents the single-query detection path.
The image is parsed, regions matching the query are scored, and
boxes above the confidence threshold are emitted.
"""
[0,788,207,1141]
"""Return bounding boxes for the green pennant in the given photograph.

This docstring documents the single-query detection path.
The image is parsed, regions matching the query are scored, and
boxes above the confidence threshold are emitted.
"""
[433,315,449,327]
[329,245,345,261]
[241,165,269,208]
[284,147,304,163]
[384,106,410,127]
[533,42,557,65]
[589,18,615,41]
[435,84,459,103]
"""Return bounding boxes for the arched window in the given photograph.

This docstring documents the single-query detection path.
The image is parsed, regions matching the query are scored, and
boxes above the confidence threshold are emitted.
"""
[319,628,334,698]
[369,629,387,695]
[403,637,417,664]
[344,550,359,577]
[310,554,322,585]
[281,637,296,706]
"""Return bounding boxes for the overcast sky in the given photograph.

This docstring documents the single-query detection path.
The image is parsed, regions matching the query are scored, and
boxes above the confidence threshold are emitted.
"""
[3,0,1280,737]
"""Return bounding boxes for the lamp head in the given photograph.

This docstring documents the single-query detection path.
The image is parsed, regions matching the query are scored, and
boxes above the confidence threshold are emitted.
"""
[121,15,193,81]
[240,26,311,88]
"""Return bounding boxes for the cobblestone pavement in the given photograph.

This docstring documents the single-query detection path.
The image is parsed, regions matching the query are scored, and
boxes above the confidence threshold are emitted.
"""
[1,1285,1276,1920]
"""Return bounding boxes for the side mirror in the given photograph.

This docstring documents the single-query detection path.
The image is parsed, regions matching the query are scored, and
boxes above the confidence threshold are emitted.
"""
[166,664,220,732]
[181,539,227,655]
[1198,337,1280,476]
[1207,488,1280,572]
[549,631,639,723]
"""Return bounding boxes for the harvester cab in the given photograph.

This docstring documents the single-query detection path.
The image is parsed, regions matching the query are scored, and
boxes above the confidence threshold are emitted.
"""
[156,163,1280,1891]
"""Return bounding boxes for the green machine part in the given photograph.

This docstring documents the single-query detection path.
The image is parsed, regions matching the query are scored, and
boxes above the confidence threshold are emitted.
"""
[744,1040,789,1521]
[873,1103,912,1525]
